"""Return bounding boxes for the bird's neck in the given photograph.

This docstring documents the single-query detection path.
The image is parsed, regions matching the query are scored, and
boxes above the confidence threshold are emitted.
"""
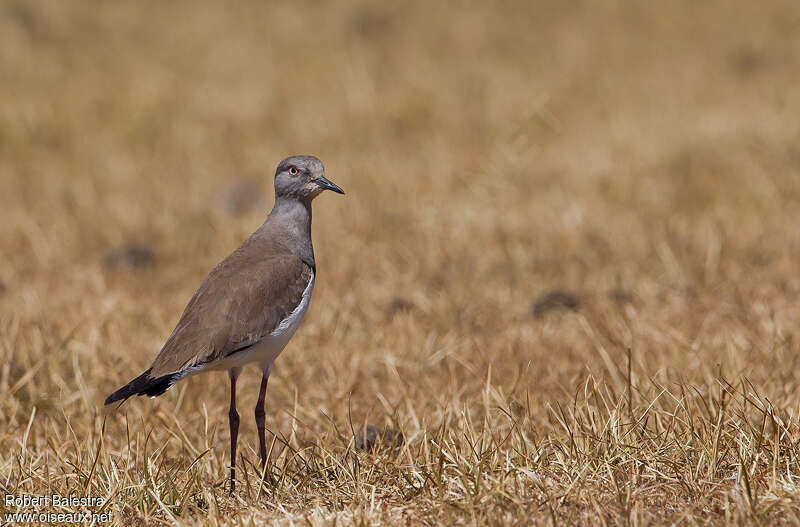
[269,197,314,268]
[271,196,312,231]
[269,195,313,250]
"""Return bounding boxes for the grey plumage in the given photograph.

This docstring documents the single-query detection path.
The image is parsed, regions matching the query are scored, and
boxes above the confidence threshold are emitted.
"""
[105,155,343,405]
[105,155,343,495]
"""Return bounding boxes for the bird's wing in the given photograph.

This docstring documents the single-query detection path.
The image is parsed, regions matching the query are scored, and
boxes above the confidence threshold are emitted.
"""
[148,245,313,378]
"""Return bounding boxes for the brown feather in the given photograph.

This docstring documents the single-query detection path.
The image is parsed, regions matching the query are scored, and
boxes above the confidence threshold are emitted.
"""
[149,230,313,378]
[104,154,343,406]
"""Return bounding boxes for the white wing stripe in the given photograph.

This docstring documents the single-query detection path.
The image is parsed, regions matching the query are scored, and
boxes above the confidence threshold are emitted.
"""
[270,270,314,337]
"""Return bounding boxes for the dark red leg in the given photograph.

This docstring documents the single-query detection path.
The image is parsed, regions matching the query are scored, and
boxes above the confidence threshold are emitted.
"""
[228,370,240,495]
[254,364,272,469]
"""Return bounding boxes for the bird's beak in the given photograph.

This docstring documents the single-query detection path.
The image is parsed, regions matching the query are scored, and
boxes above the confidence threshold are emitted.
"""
[316,176,345,195]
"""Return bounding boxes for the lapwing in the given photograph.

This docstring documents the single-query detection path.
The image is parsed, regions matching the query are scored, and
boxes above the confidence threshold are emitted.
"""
[104,155,344,494]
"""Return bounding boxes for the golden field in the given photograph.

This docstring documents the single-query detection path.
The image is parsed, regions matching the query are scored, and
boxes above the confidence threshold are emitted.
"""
[2,1,800,524]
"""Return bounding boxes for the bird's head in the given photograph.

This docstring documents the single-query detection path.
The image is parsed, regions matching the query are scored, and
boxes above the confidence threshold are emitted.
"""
[274,155,344,202]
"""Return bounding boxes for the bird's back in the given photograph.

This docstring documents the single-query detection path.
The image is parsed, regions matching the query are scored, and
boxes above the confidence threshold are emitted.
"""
[148,225,313,378]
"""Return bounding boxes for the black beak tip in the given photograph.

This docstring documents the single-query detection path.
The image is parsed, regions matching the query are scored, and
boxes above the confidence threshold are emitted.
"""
[319,176,345,195]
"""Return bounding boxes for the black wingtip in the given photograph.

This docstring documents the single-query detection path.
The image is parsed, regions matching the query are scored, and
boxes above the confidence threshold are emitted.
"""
[104,369,181,405]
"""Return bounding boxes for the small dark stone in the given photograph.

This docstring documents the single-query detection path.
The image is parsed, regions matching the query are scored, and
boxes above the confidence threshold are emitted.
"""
[531,289,581,318]
[354,425,404,452]
[355,425,379,450]
[381,428,404,449]
[192,494,208,511]
[6,360,25,385]
[8,2,38,34]
[349,6,393,40]
[386,296,415,319]
[730,45,766,78]
[609,288,635,305]
[218,180,265,216]
[104,244,155,271]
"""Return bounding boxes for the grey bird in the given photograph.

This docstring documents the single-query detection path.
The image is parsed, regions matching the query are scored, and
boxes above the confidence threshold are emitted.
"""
[104,155,344,494]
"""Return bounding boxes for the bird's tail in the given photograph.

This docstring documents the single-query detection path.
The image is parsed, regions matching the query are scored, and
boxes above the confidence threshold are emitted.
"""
[104,369,181,405]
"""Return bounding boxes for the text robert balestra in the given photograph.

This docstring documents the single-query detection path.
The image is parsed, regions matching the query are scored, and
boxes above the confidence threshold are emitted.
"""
[4,493,106,508]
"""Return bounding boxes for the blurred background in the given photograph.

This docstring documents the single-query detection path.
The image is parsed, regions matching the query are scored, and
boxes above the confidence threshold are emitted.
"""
[2,0,799,380]
[1,0,800,523]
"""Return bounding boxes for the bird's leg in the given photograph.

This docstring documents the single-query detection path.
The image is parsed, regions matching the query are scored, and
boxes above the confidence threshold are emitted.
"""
[228,368,241,496]
[254,363,273,470]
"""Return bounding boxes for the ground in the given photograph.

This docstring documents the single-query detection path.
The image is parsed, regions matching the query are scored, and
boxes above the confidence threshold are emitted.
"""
[1,1,800,525]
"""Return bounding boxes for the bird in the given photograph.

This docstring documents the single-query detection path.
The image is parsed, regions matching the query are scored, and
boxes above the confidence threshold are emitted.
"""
[104,155,344,495]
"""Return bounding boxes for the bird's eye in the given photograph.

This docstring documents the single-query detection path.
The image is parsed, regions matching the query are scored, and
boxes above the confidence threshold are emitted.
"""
[288,166,298,176]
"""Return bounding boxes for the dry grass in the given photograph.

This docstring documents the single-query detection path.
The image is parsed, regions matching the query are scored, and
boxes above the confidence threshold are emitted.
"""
[2,0,800,524]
